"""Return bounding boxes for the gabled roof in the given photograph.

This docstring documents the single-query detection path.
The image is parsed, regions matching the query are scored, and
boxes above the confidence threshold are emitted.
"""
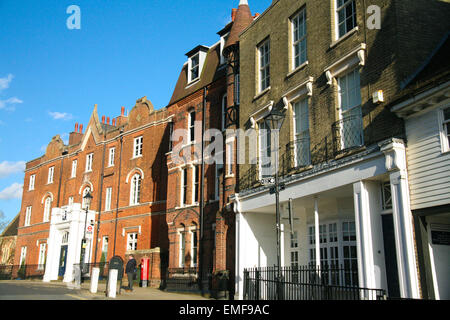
[0,213,20,237]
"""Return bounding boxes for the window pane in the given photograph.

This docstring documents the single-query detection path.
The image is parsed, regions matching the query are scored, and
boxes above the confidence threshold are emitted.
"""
[444,108,450,120]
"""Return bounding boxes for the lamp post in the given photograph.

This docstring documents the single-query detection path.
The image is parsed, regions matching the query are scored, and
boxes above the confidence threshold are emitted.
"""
[263,108,285,300]
[81,191,93,273]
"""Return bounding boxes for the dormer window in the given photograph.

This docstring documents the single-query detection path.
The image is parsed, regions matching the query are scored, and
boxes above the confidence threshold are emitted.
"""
[220,33,230,65]
[190,54,200,81]
[186,45,208,85]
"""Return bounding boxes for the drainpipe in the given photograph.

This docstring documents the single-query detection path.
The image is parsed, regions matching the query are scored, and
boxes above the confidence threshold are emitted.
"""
[198,86,207,294]
[113,128,124,256]
[56,150,67,208]
[93,131,107,264]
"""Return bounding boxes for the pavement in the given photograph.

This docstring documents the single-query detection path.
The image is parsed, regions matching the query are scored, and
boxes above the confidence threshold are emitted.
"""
[0,279,211,300]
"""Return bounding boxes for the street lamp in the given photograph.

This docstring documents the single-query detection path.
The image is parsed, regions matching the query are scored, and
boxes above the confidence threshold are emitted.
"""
[263,108,285,300]
[81,191,93,272]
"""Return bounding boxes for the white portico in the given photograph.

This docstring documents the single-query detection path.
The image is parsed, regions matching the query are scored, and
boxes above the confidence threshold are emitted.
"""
[43,203,96,283]
[234,138,420,300]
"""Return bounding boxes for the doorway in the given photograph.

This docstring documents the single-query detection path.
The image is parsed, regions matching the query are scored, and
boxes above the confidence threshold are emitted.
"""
[58,245,68,277]
[382,214,401,298]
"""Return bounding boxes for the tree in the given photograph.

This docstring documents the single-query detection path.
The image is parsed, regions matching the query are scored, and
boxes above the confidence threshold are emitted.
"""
[0,210,8,234]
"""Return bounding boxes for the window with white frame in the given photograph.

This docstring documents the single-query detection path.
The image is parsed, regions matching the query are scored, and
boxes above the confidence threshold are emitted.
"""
[108,148,115,167]
[168,122,174,152]
[71,160,77,178]
[43,197,52,222]
[308,220,357,286]
[258,39,270,92]
[190,226,198,267]
[105,187,112,211]
[259,121,271,178]
[62,231,69,245]
[188,111,196,143]
[102,236,109,254]
[37,243,46,270]
[179,230,186,267]
[133,136,143,158]
[190,54,200,81]
[48,166,54,184]
[29,174,35,191]
[226,139,234,176]
[292,8,307,69]
[130,174,141,206]
[441,107,450,152]
[290,231,299,268]
[86,153,93,172]
[19,246,27,265]
[215,163,223,200]
[293,98,311,167]
[68,196,74,206]
[82,187,91,210]
[127,232,138,251]
[338,68,363,150]
[193,165,200,204]
[181,168,188,205]
[25,206,32,226]
[336,0,357,39]
[222,94,228,131]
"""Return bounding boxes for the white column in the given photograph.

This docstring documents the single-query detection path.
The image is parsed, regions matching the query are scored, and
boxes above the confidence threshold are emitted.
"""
[108,269,118,298]
[90,268,100,293]
[389,171,420,299]
[314,197,320,269]
[380,139,420,299]
[235,211,243,300]
[43,223,60,282]
[353,181,376,290]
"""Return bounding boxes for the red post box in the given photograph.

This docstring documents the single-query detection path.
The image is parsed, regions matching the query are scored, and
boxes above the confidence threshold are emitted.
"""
[140,257,150,287]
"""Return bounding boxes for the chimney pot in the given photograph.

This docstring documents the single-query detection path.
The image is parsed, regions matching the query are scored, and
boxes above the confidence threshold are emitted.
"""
[121,106,125,116]
[102,116,105,123]
[107,117,110,124]
[112,119,116,126]
[79,124,83,134]
[75,123,79,132]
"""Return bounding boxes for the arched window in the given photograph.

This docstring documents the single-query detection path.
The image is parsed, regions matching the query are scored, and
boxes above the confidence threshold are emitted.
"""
[43,197,52,222]
[82,187,91,210]
[130,174,141,205]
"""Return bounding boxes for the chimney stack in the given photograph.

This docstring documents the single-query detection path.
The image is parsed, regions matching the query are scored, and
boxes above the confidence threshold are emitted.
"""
[112,119,116,126]
[107,117,110,125]
[102,116,105,123]
[79,124,83,134]
[121,106,125,116]
[232,8,238,21]
[75,123,79,132]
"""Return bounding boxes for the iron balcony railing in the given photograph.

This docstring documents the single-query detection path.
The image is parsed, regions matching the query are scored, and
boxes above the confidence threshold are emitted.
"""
[243,265,386,301]
[332,115,364,156]
[286,136,311,171]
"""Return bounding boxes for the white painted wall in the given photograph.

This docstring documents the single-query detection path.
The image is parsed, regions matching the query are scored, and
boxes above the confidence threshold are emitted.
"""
[405,105,450,210]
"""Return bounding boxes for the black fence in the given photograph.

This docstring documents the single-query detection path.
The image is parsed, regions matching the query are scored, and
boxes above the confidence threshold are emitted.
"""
[0,264,46,280]
[243,265,386,301]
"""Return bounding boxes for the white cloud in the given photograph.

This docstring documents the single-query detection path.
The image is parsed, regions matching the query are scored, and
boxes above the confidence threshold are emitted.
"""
[49,111,73,121]
[0,183,23,200]
[0,74,13,92]
[0,97,23,111]
[0,161,26,179]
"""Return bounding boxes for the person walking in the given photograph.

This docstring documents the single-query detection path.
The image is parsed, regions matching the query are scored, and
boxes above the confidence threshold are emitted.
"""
[125,254,137,292]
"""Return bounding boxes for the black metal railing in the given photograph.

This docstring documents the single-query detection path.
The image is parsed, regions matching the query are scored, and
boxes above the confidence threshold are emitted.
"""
[72,262,110,280]
[243,265,386,301]
[0,264,46,280]
[332,115,364,156]
[285,136,311,172]
[164,267,200,292]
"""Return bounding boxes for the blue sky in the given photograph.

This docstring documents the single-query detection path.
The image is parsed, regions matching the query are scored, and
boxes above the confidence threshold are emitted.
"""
[0,0,272,229]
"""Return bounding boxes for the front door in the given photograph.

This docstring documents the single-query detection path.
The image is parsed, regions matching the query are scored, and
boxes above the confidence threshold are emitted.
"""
[382,214,401,298]
[58,245,68,277]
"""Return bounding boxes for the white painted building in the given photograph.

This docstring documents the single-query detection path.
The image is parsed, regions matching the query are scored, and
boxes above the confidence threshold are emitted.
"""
[391,36,450,299]
[233,138,421,300]
[43,203,96,283]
